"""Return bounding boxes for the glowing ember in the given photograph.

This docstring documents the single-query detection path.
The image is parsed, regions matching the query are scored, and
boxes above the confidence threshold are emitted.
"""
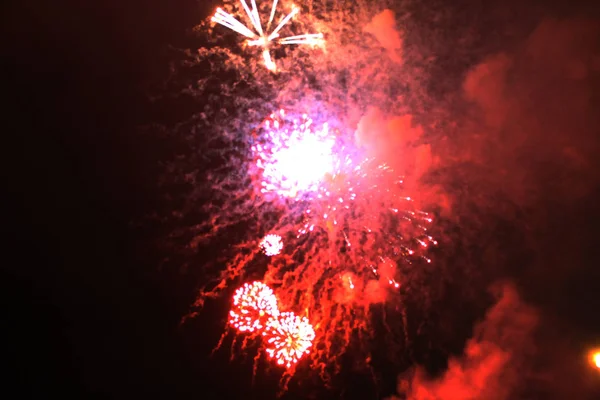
[263,311,316,368]
[211,1,323,71]
[593,351,600,369]
[260,234,283,256]
[229,282,279,332]
[252,109,336,199]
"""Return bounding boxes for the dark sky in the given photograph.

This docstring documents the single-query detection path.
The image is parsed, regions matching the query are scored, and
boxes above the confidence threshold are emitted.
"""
[3,0,600,399]
[4,0,206,397]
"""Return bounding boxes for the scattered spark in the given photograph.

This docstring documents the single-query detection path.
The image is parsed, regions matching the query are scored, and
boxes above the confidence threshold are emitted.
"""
[252,109,336,200]
[211,1,324,70]
[193,109,437,375]
[228,282,315,368]
[229,282,279,333]
[263,311,316,368]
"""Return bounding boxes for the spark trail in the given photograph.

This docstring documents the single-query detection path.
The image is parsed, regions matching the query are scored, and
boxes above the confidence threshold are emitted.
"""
[229,281,280,333]
[227,281,316,369]
[212,0,324,71]
[196,108,437,372]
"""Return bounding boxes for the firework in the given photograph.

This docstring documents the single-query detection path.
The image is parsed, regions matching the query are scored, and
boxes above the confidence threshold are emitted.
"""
[193,109,437,373]
[251,116,436,365]
[229,281,280,332]
[263,311,316,368]
[251,109,337,200]
[211,1,324,71]
[166,0,448,385]
[295,155,437,262]
[260,234,284,256]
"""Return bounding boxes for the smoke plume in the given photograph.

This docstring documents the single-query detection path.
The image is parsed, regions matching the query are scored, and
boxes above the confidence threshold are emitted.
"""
[388,283,538,400]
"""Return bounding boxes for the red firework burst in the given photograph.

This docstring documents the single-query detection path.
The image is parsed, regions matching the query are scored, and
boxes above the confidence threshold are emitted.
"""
[194,109,437,374]
[263,311,316,369]
[229,281,279,333]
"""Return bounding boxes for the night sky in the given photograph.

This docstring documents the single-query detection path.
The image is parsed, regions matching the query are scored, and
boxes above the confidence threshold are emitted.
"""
[4,0,600,399]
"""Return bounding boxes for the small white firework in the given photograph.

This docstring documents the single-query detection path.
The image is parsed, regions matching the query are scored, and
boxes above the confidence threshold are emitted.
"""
[260,234,284,256]
[211,0,324,71]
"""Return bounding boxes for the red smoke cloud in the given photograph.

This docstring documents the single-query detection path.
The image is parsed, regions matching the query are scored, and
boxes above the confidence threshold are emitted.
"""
[354,107,449,212]
[363,9,403,63]
[388,283,538,400]
[453,15,600,339]
[355,107,426,166]
[458,17,600,206]
[382,16,600,399]
[463,53,513,130]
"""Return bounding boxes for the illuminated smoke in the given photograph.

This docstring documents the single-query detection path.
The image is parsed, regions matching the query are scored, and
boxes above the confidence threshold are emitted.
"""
[172,0,443,380]
[363,9,403,63]
[200,107,437,370]
[153,1,600,396]
[387,284,539,400]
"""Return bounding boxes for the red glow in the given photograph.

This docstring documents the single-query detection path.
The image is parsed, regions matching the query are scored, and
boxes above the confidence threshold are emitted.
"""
[590,350,600,370]
[229,282,315,368]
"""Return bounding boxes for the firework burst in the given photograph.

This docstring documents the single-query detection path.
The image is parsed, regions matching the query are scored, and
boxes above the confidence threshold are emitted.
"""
[227,282,316,369]
[196,108,437,371]
[251,109,336,200]
[260,234,284,256]
[229,281,280,333]
[161,0,447,387]
[263,311,316,369]
[211,0,324,71]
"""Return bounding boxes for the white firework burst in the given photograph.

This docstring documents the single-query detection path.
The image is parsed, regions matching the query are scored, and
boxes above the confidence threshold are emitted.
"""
[212,0,324,71]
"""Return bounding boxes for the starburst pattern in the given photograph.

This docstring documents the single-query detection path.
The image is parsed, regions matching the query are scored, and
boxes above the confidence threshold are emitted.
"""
[251,109,336,200]
[260,234,284,256]
[207,109,437,370]
[229,281,280,332]
[211,0,323,70]
[263,311,316,368]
